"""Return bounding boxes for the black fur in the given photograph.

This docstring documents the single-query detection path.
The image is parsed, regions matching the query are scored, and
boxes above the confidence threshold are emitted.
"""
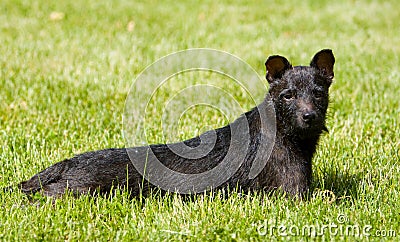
[14,49,335,198]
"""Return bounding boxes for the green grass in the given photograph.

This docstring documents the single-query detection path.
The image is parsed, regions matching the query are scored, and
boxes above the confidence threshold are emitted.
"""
[1,0,399,240]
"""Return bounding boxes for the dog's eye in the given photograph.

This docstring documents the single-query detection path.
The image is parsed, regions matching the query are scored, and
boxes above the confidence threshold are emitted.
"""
[313,90,325,99]
[281,90,296,101]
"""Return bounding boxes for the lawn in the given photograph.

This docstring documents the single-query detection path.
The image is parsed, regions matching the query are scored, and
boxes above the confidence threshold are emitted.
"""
[1,0,399,240]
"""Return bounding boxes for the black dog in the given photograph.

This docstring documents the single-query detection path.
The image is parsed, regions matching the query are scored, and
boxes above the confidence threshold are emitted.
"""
[15,49,334,198]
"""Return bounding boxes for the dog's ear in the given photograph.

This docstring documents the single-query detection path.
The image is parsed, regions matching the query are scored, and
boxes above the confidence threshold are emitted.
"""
[310,49,335,79]
[265,55,292,83]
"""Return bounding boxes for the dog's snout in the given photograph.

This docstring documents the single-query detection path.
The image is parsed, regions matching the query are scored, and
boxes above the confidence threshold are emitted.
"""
[302,111,316,122]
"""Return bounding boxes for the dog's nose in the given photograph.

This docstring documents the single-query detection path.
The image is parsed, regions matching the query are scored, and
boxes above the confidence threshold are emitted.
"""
[302,111,316,122]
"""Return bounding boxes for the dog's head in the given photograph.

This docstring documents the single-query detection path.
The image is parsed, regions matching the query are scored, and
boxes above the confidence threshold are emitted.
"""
[265,49,335,139]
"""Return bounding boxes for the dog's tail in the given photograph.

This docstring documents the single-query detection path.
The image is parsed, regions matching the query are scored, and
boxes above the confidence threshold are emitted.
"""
[13,161,67,195]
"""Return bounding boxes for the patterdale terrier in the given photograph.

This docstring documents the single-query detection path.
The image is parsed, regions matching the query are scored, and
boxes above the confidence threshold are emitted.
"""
[14,49,335,198]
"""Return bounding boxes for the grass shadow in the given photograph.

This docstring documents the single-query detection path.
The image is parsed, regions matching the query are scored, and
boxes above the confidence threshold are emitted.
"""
[312,166,365,201]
